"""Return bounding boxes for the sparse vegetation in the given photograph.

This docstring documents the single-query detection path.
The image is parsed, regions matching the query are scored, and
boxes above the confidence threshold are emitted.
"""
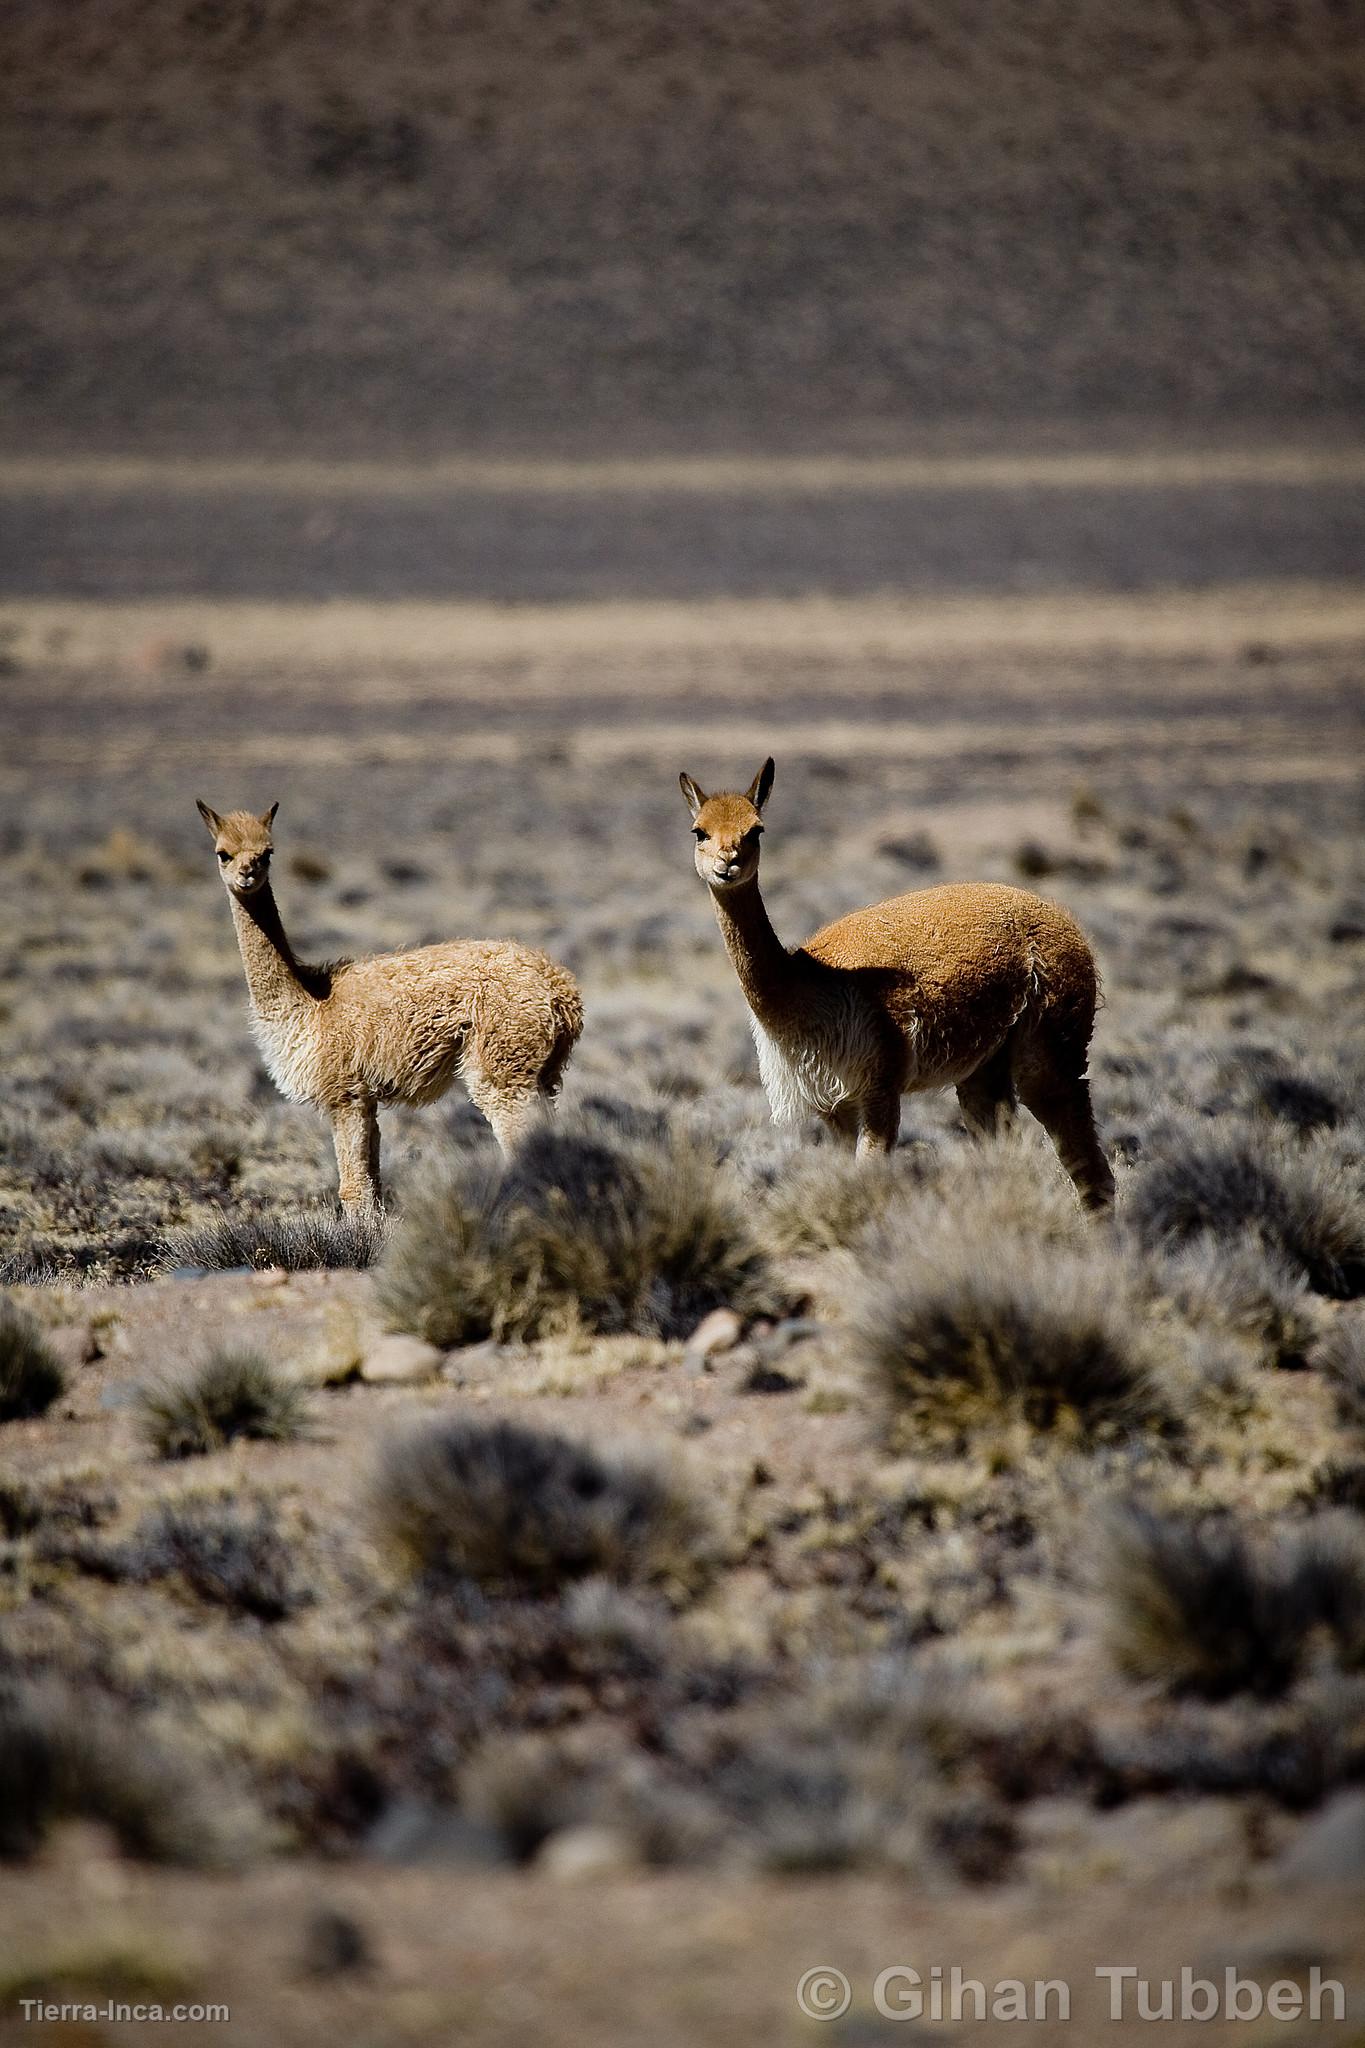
[1154,1232,1321,1371]
[378,1125,772,1345]
[125,1498,312,1621]
[0,1297,66,1421]
[1104,1508,1365,1698]
[374,1416,715,1592]
[856,1236,1167,1431]
[1125,1125,1365,1298]
[140,1348,308,1459]
[161,1209,388,1272]
[0,1684,255,1864]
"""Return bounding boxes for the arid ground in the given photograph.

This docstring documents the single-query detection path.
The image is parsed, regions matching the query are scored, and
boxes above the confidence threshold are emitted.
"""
[2,453,1365,2042]
[4,1,1365,2039]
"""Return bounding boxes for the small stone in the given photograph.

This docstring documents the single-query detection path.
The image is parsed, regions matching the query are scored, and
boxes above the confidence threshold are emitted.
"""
[685,1307,744,1360]
[1278,1790,1365,1884]
[536,1825,635,1880]
[254,1266,290,1290]
[360,1334,444,1385]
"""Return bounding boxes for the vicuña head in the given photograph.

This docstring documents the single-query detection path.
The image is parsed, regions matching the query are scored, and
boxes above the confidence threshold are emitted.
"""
[195,795,583,1217]
[680,758,772,891]
[677,756,1115,1210]
[197,799,278,900]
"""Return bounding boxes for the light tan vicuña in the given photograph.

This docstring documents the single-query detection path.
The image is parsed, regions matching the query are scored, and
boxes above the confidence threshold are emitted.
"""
[679,759,1114,1210]
[197,801,583,1215]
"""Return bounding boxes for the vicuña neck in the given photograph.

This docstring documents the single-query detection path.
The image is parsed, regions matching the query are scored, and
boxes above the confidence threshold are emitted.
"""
[229,885,318,1021]
[709,875,796,1021]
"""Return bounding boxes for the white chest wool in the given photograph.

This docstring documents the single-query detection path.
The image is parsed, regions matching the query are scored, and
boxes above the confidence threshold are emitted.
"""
[750,992,906,1123]
[249,1006,323,1104]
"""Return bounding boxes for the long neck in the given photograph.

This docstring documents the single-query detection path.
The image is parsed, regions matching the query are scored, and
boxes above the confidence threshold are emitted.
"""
[709,874,796,1021]
[228,885,315,1021]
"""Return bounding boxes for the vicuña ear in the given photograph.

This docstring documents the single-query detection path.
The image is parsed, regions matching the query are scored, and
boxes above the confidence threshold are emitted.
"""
[260,801,279,829]
[679,771,707,820]
[746,757,775,812]
[196,798,223,836]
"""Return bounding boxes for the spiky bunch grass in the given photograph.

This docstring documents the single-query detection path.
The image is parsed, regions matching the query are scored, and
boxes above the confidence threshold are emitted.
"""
[0,1298,66,1421]
[856,1236,1167,1433]
[0,1685,256,1864]
[160,1209,387,1272]
[1126,1123,1365,1298]
[140,1348,308,1459]
[1154,1231,1321,1370]
[377,1125,771,1346]
[375,1415,715,1592]
[1104,1507,1365,1698]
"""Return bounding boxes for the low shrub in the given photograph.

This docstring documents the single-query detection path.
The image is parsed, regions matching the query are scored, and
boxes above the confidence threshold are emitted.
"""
[160,1209,387,1273]
[140,1348,308,1459]
[1126,1125,1365,1297]
[0,1298,66,1421]
[1104,1507,1365,1698]
[1317,1314,1365,1428]
[0,1685,255,1864]
[377,1125,770,1345]
[1155,1232,1320,1370]
[856,1239,1166,1430]
[127,1499,311,1621]
[374,1416,715,1592]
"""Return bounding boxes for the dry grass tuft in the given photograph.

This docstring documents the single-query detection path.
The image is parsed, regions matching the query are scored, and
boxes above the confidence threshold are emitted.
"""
[0,1298,66,1422]
[1126,1125,1365,1298]
[856,1235,1167,1431]
[374,1415,715,1592]
[126,1498,312,1621]
[757,1149,911,1256]
[1317,1313,1365,1428]
[140,1347,309,1459]
[0,1684,257,1865]
[377,1124,772,1345]
[1104,1507,1365,1698]
[161,1209,387,1272]
[1154,1231,1321,1370]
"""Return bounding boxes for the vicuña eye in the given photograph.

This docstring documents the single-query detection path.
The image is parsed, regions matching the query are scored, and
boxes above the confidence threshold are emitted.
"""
[217,850,229,862]
[693,827,706,841]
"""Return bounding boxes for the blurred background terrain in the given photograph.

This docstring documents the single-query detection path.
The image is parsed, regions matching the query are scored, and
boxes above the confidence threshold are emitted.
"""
[3,6,1365,2045]
[3,0,1364,457]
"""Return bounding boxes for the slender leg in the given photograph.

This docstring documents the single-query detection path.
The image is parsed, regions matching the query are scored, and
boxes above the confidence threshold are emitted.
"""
[855,1091,902,1161]
[466,1065,544,1159]
[956,1042,1018,1140]
[1016,1071,1115,1213]
[819,1100,861,1147]
[331,1100,382,1214]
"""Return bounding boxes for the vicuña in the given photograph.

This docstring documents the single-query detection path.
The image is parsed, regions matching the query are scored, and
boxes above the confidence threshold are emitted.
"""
[679,759,1114,1209]
[197,800,583,1214]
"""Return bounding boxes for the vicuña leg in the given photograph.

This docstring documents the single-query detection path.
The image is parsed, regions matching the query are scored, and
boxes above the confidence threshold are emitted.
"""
[331,1099,382,1215]
[819,1100,862,1146]
[956,1041,1018,1139]
[465,1064,544,1159]
[1015,1064,1115,1213]
[855,1090,901,1161]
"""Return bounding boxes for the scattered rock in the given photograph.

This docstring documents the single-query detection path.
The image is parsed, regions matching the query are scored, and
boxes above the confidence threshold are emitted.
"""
[366,1799,502,1866]
[536,1824,636,1881]
[1278,1790,1365,1885]
[742,1363,803,1395]
[682,1307,744,1375]
[253,1267,290,1290]
[441,1338,508,1383]
[360,1334,444,1385]
[301,1906,373,1977]
[755,1316,824,1359]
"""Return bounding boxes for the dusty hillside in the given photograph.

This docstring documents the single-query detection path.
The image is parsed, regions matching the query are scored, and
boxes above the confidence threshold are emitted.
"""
[3,0,1363,454]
